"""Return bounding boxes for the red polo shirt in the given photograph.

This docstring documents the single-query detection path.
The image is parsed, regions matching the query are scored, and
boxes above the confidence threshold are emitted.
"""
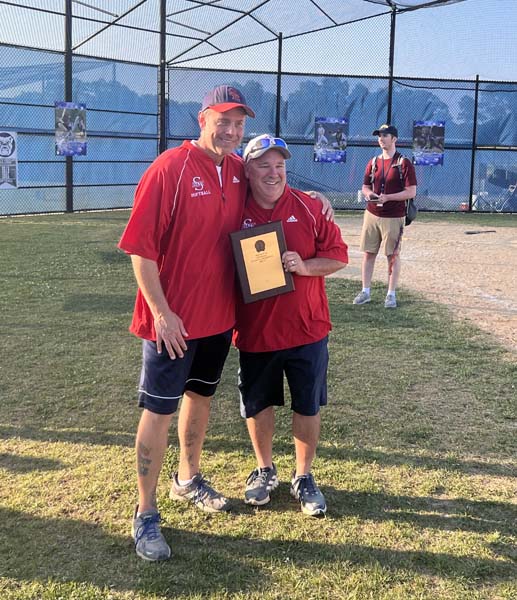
[233,185,348,352]
[118,141,247,341]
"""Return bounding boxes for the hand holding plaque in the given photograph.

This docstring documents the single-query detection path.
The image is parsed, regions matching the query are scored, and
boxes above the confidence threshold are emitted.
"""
[230,221,295,303]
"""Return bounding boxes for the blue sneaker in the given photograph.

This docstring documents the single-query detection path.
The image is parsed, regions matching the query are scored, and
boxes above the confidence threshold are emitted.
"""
[132,506,171,561]
[245,464,279,506]
[290,473,327,517]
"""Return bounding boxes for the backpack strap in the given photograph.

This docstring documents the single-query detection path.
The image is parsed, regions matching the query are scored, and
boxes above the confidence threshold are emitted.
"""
[395,152,405,187]
[369,155,377,187]
[369,154,384,189]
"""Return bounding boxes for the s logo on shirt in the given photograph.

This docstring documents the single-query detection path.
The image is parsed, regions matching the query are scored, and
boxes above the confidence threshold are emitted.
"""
[191,176,210,197]
[192,177,204,191]
[242,218,256,229]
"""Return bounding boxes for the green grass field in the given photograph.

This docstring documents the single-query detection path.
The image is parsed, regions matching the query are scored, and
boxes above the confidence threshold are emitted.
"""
[0,211,515,600]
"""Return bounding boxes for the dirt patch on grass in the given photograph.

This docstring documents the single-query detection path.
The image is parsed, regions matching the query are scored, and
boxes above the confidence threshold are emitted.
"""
[335,216,517,357]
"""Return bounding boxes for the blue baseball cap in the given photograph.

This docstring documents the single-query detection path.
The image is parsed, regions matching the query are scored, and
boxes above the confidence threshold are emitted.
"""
[201,85,255,117]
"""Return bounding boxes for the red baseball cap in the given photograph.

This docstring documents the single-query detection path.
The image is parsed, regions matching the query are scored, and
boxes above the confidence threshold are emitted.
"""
[201,85,255,117]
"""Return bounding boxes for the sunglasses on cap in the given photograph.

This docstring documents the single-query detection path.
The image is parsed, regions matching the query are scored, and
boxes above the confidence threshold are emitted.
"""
[244,136,291,161]
[252,137,287,151]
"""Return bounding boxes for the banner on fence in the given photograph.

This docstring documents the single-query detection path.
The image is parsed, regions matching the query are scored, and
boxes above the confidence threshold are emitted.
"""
[0,131,18,189]
[314,117,348,163]
[413,120,444,166]
[55,102,87,156]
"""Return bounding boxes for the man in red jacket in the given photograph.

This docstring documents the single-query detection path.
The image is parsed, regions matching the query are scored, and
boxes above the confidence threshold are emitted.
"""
[119,85,254,561]
[234,135,348,516]
[119,87,333,561]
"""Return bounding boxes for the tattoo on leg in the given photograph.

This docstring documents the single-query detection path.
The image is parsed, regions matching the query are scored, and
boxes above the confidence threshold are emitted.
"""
[185,428,198,449]
[137,441,152,476]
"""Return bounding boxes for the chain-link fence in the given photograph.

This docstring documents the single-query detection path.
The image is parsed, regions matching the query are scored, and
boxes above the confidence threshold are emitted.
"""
[0,44,158,214]
[168,68,517,213]
[1,1,516,215]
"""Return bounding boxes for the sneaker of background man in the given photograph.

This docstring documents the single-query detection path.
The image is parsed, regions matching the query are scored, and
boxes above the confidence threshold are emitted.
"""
[384,294,397,308]
[169,472,231,513]
[353,290,371,305]
[132,506,171,561]
[244,464,279,506]
[290,472,327,517]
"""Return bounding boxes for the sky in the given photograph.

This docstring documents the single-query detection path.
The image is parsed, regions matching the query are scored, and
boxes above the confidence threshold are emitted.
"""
[187,0,517,82]
[1,0,516,93]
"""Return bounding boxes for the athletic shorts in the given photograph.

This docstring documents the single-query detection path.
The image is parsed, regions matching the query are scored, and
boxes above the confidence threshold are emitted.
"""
[238,337,329,419]
[360,210,405,256]
[137,329,232,415]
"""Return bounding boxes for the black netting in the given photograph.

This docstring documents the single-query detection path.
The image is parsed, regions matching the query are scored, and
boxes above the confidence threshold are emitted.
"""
[392,79,476,145]
[0,44,158,214]
[281,74,388,140]
[1,1,516,215]
[168,70,278,139]
[477,82,517,147]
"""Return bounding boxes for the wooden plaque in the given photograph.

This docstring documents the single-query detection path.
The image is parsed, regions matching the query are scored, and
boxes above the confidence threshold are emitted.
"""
[229,221,295,303]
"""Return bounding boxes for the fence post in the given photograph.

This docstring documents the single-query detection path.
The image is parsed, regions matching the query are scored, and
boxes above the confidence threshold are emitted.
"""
[275,32,283,137]
[65,0,73,212]
[158,0,167,155]
[468,74,480,211]
[386,8,396,124]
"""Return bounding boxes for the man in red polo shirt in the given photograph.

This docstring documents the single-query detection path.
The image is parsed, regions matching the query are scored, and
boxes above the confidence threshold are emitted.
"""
[233,135,348,517]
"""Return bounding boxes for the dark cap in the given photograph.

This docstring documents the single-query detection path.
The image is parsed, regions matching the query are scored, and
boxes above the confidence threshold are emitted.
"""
[372,124,398,137]
[201,85,255,118]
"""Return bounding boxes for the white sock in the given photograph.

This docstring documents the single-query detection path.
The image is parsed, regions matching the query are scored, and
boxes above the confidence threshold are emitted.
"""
[137,508,155,516]
[177,476,195,487]
[387,291,396,298]
[362,287,370,295]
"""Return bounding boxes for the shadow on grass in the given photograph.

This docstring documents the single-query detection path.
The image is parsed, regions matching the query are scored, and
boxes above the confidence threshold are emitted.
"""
[324,445,517,478]
[0,452,64,473]
[1,506,515,595]
[1,424,514,479]
[0,425,134,448]
[219,481,516,538]
[324,488,517,537]
[202,436,517,478]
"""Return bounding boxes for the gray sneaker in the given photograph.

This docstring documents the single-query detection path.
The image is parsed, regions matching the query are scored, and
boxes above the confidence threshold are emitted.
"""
[169,472,230,513]
[132,506,171,561]
[290,473,327,517]
[245,464,279,506]
[353,290,371,305]
[384,295,397,308]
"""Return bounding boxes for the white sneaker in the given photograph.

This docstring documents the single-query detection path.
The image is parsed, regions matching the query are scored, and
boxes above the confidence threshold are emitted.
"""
[384,295,397,308]
[169,472,230,513]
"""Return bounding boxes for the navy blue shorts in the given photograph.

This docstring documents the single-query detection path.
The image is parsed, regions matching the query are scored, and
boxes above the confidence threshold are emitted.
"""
[238,336,329,419]
[137,329,232,415]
